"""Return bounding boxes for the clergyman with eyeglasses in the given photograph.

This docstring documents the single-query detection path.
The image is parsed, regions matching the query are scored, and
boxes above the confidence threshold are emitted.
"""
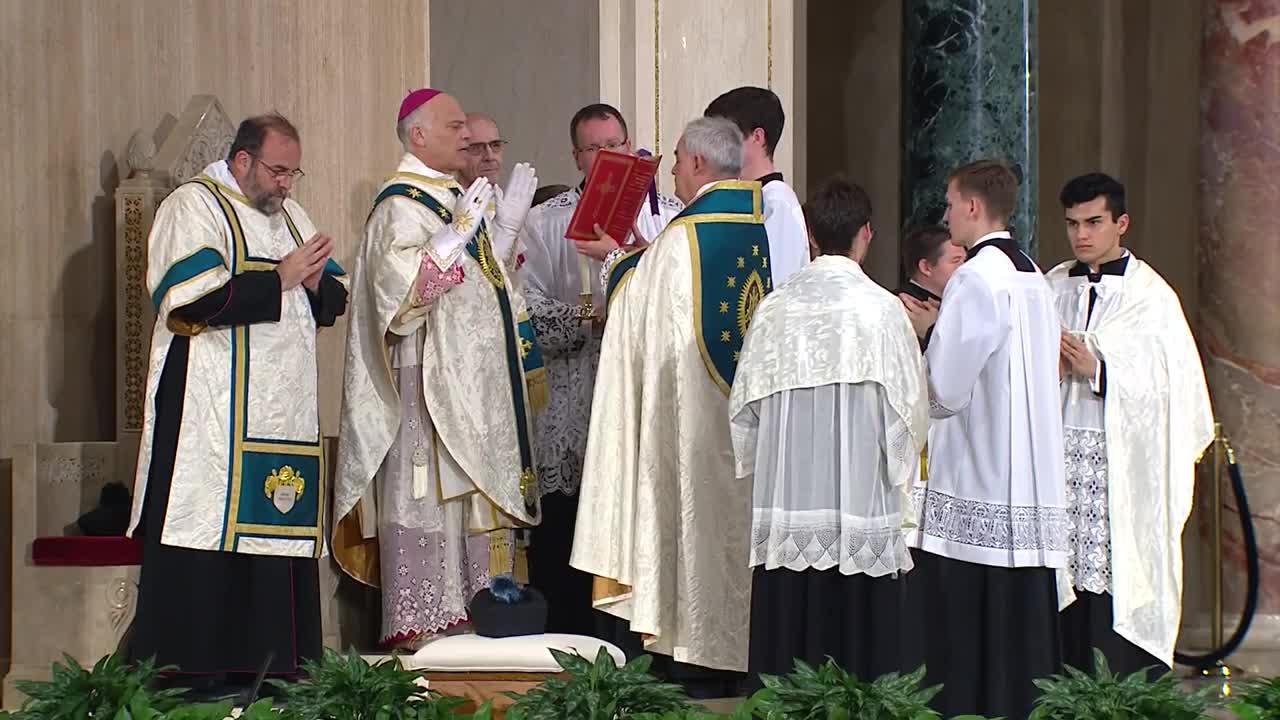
[126,113,349,699]
[515,103,683,639]
[459,112,509,187]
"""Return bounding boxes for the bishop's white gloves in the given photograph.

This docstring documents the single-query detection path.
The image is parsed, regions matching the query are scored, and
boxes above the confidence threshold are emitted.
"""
[492,162,538,262]
[425,177,494,270]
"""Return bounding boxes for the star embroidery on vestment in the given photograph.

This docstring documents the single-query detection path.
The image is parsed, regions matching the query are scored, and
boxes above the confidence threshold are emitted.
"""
[737,257,745,269]
[520,338,533,358]
[405,187,423,199]
[727,276,737,288]
[752,244,760,256]
[762,257,769,268]
[719,301,729,314]
[733,351,740,362]
[720,330,731,343]
[453,208,474,233]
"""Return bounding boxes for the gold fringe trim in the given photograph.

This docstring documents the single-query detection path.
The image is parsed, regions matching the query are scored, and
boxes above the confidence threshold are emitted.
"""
[525,367,550,412]
[489,530,514,577]
[919,444,929,483]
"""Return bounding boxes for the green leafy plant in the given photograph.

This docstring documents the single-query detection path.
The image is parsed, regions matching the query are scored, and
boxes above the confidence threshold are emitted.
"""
[1227,676,1280,719]
[1028,649,1216,719]
[270,647,468,720]
[629,693,761,720]
[8,653,183,720]
[749,658,951,720]
[505,647,692,720]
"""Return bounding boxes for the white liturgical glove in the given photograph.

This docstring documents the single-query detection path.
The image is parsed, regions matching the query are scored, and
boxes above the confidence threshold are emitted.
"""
[425,177,493,271]
[492,162,538,261]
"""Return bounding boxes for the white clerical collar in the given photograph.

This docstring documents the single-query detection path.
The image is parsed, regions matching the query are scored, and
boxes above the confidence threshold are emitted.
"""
[397,152,456,180]
[975,230,1013,244]
[201,160,244,196]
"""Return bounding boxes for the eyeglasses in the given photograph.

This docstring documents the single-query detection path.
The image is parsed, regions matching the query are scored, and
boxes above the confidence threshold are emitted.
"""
[254,158,305,182]
[575,138,629,155]
[465,140,509,156]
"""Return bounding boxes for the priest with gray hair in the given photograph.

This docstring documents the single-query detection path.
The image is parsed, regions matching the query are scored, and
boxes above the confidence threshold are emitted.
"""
[571,115,773,684]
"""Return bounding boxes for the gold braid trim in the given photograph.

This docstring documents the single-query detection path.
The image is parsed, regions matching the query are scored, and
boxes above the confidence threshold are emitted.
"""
[526,367,549,412]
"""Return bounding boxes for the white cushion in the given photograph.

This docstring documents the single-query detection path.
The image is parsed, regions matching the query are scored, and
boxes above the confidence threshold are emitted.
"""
[404,632,626,673]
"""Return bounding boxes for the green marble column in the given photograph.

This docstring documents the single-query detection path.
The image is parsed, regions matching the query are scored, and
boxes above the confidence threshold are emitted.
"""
[902,0,1038,257]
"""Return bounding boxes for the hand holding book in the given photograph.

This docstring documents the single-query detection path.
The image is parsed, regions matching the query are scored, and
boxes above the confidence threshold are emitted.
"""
[565,149,661,245]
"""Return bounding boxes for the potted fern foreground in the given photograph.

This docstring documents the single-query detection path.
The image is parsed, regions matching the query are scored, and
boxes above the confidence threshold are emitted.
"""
[1027,649,1217,720]
[746,658,993,720]
[504,647,693,720]
[269,647,490,720]
[0,652,282,720]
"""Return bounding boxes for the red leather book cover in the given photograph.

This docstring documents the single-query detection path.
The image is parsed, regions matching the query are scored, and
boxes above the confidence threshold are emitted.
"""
[565,149,661,242]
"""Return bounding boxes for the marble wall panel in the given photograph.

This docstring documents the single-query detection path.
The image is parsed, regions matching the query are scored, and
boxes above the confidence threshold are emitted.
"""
[1200,0,1280,619]
[599,0,801,197]
[902,0,1038,255]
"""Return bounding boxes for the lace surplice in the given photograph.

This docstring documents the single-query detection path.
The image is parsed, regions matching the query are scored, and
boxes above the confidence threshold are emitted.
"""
[525,287,598,497]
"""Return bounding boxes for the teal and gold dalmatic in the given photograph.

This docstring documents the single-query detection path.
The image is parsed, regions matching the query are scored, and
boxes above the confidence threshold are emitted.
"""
[130,173,345,559]
[606,180,773,392]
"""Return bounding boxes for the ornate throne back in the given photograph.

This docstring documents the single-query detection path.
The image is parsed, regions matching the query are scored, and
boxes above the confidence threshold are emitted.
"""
[115,95,236,470]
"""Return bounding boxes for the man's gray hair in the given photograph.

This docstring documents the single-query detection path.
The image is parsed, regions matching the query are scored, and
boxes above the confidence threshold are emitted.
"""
[679,116,744,176]
[396,104,430,148]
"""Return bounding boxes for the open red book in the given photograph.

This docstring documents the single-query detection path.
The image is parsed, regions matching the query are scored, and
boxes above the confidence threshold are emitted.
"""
[565,149,661,242]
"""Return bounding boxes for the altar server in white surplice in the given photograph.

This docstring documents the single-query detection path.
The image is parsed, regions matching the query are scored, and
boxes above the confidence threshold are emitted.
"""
[705,86,809,285]
[572,117,770,684]
[517,103,681,636]
[127,114,347,691]
[902,159,1067,720]
[730,178,928,686]
[333,89,544,648]
[1047,172,1213,677]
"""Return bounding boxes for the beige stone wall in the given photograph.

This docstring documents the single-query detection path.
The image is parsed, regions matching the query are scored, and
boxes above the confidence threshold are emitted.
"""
[0,0,431,455]
[430,0,600,188]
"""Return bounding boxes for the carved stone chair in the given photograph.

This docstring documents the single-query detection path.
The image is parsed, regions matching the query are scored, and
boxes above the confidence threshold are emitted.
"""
[4,443,139,707]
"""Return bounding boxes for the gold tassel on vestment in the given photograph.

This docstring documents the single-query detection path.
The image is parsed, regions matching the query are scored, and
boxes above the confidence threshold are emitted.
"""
[488,529,514,577]
[525,367,549,412]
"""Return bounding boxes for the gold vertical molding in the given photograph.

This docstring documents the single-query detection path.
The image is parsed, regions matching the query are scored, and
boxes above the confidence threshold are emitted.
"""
[767,0,774,89]
[653,0,661,156]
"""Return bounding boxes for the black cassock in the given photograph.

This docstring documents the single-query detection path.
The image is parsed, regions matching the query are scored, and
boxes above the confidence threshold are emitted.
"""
[127,271,346,685]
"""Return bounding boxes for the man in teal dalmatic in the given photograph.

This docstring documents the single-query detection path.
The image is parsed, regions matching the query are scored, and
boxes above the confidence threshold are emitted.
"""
[571,116,771,691]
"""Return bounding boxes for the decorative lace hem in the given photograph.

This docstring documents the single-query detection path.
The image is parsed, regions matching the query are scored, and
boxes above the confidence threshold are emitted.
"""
[916,488,1069,552]
[1064,426,1112,594]
[750,515,913,576]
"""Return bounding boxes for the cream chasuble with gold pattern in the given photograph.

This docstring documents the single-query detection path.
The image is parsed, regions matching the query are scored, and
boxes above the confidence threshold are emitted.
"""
[571,180,771,672]
[333,154,544,637]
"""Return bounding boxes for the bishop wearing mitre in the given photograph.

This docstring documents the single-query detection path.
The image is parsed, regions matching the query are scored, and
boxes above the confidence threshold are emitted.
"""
[333,89,543,648]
